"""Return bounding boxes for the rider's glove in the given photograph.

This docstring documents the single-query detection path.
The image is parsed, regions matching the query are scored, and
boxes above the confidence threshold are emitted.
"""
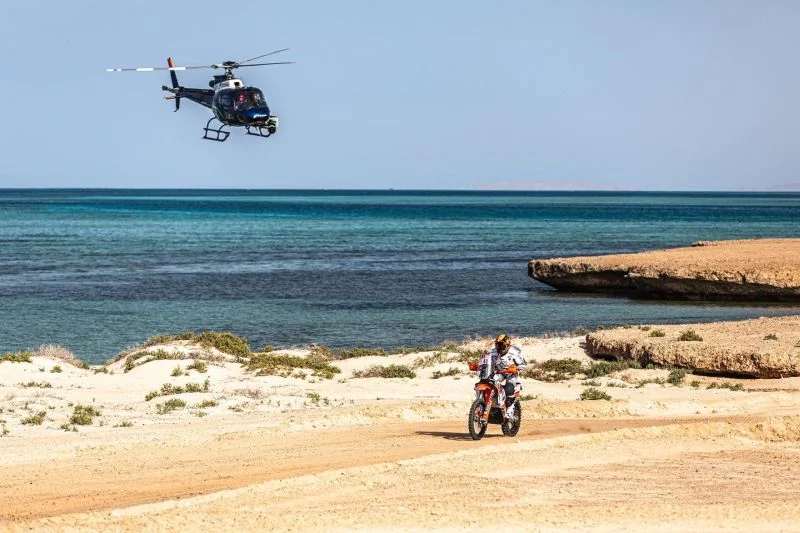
[498,364,518,375]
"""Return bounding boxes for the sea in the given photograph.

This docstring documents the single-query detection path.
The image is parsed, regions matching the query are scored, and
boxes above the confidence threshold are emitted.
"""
[1,189,799,364]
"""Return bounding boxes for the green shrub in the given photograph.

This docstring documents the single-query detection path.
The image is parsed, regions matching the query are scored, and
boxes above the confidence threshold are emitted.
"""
[522,358,584,382]
[690,380,700,388]
[431,367,460,379]
[195,400,217,408]
[156,399,186,414]
[21,411,47,425]
[19,381,52,388]
[635,378,666,388]
[0,350,33,363]
[247,353,340,379]
[585,360,638,378]
[143,331,252,359]
[639,325,651,331]
[667,369,687,385]
[171,365,183,377]
[50,365,62,373]
[145,379,210,401]
[187,360,208,373]
[579,387,611,401]
[648,329,666,338]
[572,326,590,335]
[707,382,744,391]
[333,347,386,359]
[70,405,101,425]
[678,330,703,342]
[582,379,601,386]
[353,364,416,379]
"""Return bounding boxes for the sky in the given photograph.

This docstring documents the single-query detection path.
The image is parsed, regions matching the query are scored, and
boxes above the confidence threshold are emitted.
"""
[1,1,799,190]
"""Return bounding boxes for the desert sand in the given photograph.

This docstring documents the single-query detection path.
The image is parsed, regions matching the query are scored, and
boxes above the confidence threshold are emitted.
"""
[2,331,800,532]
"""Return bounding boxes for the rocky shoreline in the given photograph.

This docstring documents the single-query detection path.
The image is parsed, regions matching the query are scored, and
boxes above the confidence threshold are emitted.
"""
[585,315,800,378]
[529,238,800,301]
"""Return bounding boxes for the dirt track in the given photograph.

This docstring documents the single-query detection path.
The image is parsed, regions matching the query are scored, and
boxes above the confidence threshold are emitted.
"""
[2,416,672,521]
[6,411,800,532]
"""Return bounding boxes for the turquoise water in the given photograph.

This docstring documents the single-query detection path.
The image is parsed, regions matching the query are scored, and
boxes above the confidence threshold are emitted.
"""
[1,189,799,363]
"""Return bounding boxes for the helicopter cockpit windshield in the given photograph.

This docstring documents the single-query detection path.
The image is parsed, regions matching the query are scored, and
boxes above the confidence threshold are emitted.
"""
[233,89,265,110]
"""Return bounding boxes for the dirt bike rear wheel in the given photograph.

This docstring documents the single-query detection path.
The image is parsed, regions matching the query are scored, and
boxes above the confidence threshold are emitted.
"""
[468,398,488,440]
[501,400,521,437]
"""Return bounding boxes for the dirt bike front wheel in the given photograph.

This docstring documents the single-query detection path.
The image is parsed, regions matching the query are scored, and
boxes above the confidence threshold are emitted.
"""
[501,400,522,437]
[468,398,488,440]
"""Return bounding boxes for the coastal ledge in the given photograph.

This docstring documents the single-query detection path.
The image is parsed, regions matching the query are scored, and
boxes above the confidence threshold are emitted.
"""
[529,238,800,301]
[585,315,800,378]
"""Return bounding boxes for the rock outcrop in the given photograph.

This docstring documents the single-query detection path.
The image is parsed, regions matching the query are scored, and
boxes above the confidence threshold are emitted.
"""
[585,315,800,378]
[529,238,800,301]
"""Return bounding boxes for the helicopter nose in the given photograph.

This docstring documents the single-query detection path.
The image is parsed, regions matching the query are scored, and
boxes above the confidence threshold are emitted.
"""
[242,107,271,124]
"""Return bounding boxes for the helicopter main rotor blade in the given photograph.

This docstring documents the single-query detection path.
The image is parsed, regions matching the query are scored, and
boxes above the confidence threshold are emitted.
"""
[106,65,216,72]
[233,61,295,68]
[239,48,290,64]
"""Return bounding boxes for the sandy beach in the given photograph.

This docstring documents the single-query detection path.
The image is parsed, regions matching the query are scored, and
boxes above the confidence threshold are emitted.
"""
[2,329,800,532]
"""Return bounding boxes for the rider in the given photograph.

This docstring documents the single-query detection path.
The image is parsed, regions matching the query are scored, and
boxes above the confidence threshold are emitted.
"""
[490,333,527,419]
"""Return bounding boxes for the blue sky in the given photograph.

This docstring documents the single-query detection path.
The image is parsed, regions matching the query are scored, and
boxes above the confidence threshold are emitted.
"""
[1,1,799,190]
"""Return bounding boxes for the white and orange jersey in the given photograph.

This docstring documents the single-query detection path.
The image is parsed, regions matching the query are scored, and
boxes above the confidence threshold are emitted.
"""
[489,345,526,375]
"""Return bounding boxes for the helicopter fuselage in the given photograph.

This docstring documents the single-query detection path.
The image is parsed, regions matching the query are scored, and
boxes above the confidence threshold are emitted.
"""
[211,79,272,127]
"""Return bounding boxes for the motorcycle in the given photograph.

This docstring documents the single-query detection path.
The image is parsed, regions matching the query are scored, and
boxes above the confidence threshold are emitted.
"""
[467,353,522,440]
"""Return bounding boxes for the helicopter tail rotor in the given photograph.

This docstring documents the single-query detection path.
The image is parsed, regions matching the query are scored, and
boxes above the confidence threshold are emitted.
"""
[167,57,181,112]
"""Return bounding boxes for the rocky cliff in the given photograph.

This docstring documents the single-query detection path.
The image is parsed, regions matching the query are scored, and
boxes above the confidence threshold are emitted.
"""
[529,239,800,301]
[584,315,800,378]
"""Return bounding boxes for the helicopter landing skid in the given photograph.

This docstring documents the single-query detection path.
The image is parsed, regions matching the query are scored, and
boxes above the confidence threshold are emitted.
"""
[245,125,275,138]
[203,118,230,142]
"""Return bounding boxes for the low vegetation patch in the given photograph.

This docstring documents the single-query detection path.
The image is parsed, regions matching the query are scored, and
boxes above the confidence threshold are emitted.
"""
[187,360,208,373]
[21,411,47,425]
[34,344,88,369]
[171,365,183,377]
[585,359,639,378]
[50,365,62,373]
[667,369,687,385]
[125,349,183,372]
[145,379,211,401]
[431,367,461,379]
[582,379,601,386]
[648,329,666,338]
[636,378,666,388]
[579,387,611,401]
[195,400,217,408]
[0,350,33,363]
[19,381,53,389]
[678,330,703,342]
[522,358,583,382]
[352,364,416,379]
[413,352,447,369]
[707,381,744,391]
[247,353,341,379]
[143,331,252,360]
[70,405,101,425]
[156,398,186,414]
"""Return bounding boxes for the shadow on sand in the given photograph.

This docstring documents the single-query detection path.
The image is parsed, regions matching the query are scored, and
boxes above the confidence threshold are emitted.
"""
[414,430,504,441]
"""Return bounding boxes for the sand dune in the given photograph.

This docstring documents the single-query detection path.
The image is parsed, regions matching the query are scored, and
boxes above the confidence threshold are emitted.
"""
[3,333,800,531]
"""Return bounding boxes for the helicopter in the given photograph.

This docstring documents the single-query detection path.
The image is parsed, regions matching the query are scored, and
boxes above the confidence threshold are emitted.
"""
[106,49,293,142]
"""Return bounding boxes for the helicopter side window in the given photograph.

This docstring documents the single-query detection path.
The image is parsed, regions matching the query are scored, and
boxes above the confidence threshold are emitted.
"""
[219,94,233,109]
